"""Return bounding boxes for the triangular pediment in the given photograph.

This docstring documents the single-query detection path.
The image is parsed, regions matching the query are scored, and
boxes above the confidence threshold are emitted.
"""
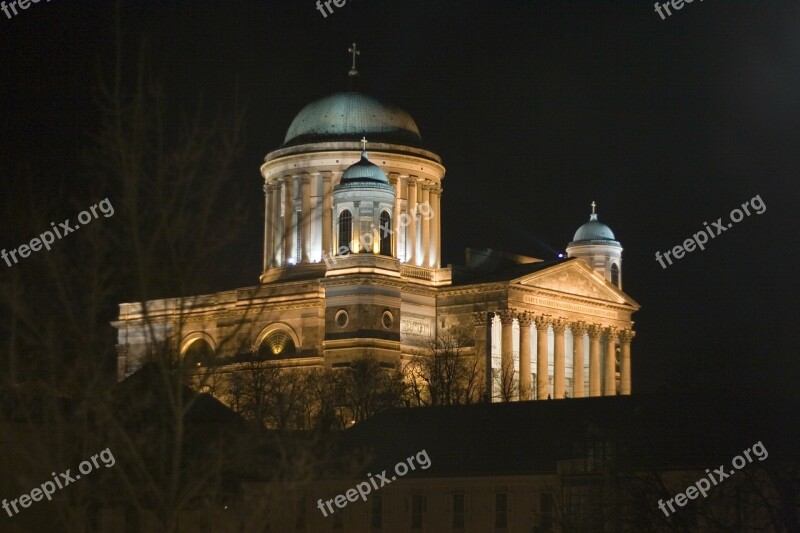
[512,260,638,307]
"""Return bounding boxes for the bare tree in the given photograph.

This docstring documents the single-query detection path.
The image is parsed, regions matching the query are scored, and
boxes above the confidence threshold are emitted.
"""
[339,354,407,424]
[405,325,485,406]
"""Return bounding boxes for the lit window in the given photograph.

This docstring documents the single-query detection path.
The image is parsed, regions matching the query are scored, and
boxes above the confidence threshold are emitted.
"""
[338,210,352,254]
[379,211,392,256]
[610,263,620,287]
[258,329,296,358]
[183,339,215,367]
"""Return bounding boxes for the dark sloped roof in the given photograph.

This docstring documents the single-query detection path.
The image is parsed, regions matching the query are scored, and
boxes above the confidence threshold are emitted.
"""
[450,258,570,286]
[336,389,798,479]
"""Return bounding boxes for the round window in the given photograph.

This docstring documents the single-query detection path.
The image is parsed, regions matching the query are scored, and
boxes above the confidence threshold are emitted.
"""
[382,311,394,329]
[335,310,349,328]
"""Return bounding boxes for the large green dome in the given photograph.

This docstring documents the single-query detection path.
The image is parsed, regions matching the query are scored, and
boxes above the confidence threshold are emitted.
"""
[283,92,422,146]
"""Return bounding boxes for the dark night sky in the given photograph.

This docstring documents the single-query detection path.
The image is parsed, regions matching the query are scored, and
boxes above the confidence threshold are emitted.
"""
[1,1,798,393]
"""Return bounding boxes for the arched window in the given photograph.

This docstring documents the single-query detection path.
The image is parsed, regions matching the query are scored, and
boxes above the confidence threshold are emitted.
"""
[258,329,296,359]
[184,339,215,368]
[338,210,352,254]
[379,211,392,256]
[610,263,620,287]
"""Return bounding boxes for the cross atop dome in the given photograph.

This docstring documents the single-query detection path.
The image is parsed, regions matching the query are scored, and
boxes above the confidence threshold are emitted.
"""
[360,136,368,151]
[590,200,598,221]
[348,43,360,77]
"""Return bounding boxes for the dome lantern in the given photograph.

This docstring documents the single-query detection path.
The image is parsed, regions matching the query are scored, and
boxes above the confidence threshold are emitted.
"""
[566,202,624,289]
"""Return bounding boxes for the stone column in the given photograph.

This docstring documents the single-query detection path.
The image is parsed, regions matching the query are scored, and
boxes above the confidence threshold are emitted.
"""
[604,327,618,396]
[263,182,272,272]
[619,329,635,395]
[588,324,602,397]
[283,176,295,265]
[571,322,587,398]
[473,312,490,403]
[301,175,311,264]
[534,315,550,400]
[429,185,439,268]
[407,178,417,265]
[389,174,401,258]
[420,183,430,268]
[272,182,281,267]
[436,185,442,268]
[553,319,566,399]
[321,173,332,260]
[518,312,533,401]
[498,310,515,400]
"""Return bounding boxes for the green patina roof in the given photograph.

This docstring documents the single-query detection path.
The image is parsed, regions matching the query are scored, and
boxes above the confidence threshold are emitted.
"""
[334,151,394,192]
[572,214,618,243]
[284,92,421,146]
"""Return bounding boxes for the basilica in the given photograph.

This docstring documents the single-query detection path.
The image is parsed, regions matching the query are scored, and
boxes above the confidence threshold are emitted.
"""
[113,48,640,401]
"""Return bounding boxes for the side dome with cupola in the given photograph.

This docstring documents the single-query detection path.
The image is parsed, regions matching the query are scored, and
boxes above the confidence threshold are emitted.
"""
[566,202,624,289]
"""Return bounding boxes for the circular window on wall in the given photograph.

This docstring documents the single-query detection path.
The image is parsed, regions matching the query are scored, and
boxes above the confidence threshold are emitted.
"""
[335,310,349,328]
[382,310,394,329]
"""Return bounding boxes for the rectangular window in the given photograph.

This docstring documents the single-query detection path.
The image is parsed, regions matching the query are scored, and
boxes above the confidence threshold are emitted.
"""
[295,496,305,529]
[371,494,383,530]
[411,494,425,529]
[495,492,508,529]
[539,492,553,531]
[452,493,465,529]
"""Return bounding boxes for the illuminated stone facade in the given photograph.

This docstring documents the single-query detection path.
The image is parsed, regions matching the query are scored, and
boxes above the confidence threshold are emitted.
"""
[113,73,639,400]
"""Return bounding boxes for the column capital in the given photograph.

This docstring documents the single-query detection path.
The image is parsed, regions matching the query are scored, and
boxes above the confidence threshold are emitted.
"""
[571,320,588,336]
[419,182,430,191]
[407,176,418,186]
[263,182,270,194]
[301,175,311,184]
[388,176,399,186]
[321,172,332,182]
[587,324,603,339]
[497,309,516,325]
[618,329,636,343]
[472,311,489,326]
[517,311,533,327]
[533,314,551,330]
[603,326,619,341]
[552,318,568,333]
